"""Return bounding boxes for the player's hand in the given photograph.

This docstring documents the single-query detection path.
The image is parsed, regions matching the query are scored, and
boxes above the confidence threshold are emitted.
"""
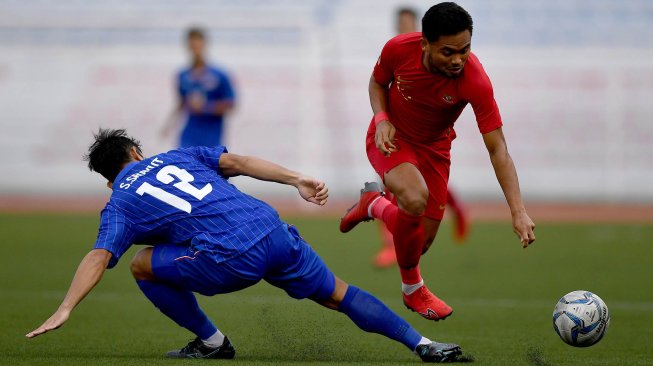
[296,176,328,206]
[26,308,70,339]
[188,93,205,113]
[375,120,398,157]
[512,211,535,248]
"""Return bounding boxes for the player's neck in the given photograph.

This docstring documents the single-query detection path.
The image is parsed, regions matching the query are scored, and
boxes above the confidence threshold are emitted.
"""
[421,52,434,74]
[192,58,206,69]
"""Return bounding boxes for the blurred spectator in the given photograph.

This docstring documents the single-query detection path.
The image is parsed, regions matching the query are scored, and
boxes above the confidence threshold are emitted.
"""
[396,7,419,34]
[163,27,236,147]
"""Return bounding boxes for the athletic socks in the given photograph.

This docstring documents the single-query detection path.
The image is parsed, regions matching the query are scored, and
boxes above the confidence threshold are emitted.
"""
[417,336,432,347]
[369,197,425,286]
[202,329,226,348]
[136,280,218,340]
[393,209,424,268]
[370,196,398,231]
[338,285,422,351]
[402,279,424,295]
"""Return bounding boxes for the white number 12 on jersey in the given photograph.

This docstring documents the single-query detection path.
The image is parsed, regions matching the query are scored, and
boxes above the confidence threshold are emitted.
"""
[135,165,212,213]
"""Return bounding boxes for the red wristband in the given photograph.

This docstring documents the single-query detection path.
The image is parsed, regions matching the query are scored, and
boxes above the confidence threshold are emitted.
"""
[373,111,389,126]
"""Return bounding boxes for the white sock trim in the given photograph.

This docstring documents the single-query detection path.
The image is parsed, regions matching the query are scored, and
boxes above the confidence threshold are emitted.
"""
[402,279,424,295]
[202,330,226,348]
[418,337,432,347]
[367,195,384,218]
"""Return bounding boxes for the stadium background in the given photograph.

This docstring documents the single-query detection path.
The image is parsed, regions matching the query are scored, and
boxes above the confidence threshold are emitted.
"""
[1,0,652,211]
[2,2,653,365]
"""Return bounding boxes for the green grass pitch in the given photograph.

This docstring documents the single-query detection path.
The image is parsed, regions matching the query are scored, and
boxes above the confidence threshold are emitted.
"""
[1,213,652,365]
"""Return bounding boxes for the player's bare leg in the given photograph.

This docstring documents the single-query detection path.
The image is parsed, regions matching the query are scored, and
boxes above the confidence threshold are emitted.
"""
[315,277,462,362]
[130,248,235,359]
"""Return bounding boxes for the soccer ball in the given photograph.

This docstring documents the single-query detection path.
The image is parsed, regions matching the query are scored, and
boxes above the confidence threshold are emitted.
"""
[552,290,610,347]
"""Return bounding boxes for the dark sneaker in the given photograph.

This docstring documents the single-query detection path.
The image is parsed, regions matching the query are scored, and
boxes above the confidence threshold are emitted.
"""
[166,336,236,359]
[416,341,462,363]
[403,285,453,321]
[339,182,384,233]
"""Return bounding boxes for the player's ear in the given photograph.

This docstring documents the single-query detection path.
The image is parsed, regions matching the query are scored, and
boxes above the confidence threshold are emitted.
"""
[107,181,113,190]
[420,37,428,52]
[130,146,144,162]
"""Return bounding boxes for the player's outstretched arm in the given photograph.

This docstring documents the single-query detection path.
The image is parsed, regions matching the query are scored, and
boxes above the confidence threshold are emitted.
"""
[26,249,112,338]
[219,153,328,205]
[482,128,536,248]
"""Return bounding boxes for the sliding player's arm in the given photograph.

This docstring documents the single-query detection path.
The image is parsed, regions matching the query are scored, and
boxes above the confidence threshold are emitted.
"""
[482,127,536,248]
[26,249,112,338]
[219,153,328,206]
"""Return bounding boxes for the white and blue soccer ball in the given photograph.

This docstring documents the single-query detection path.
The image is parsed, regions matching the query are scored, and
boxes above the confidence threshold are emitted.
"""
[552,290,610,347]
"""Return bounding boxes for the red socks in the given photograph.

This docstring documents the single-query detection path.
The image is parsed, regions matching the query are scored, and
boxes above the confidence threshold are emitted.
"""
[370,198,424,285]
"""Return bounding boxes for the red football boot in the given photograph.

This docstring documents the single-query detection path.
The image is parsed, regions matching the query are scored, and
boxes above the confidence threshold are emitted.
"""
[402,285,453,321]
[339,182,384,233]
[373,243,397,268]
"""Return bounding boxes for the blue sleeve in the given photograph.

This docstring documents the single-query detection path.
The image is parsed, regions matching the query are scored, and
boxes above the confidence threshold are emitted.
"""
[184,145,229,174]
[217,71,235,101]
[93,204,134,269]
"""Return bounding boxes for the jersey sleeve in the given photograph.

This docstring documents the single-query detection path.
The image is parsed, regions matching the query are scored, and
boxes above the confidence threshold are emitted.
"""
[216,71,235,102]
[466,57,503,134]
[185,146,229,174]
[93,204,134,269]
[372,38,398,86]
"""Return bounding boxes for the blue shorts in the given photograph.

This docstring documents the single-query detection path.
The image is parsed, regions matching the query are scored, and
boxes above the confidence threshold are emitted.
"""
[150,224,335,301]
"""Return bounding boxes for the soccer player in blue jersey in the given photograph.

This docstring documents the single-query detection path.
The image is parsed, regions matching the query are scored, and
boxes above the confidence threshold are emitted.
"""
[163,27,236,147]
[26,129,462,362]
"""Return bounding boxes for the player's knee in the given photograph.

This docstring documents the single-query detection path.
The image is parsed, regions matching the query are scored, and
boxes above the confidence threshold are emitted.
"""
[317,277,348,311]
[396,191,428,215]
[130,248,155,281]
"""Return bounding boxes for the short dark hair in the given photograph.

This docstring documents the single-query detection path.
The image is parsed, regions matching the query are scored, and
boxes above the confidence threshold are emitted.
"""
[422,2,473,43]
[186,26,206,41]
[84,128,142,182]
[397,7,418,19]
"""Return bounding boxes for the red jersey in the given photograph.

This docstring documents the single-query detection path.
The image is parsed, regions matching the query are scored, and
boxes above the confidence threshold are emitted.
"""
[373,32,502,144]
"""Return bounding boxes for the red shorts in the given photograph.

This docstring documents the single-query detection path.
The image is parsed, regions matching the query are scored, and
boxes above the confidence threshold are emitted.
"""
[366,120,455,220]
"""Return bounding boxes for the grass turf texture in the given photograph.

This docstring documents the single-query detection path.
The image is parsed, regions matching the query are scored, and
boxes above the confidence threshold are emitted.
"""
[1,213,652,365]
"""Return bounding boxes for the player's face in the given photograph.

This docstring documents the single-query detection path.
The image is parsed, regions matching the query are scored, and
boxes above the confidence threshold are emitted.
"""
[188,36,206,59]
[421,30,471,78]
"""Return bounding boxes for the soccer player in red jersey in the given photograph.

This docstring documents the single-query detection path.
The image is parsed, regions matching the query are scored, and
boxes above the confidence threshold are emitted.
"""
[340,2,536,321]
[374,6,470,269]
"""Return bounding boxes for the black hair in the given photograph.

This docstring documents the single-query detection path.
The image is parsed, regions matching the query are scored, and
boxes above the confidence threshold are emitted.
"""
[83,128,142,182]
[186,26,206,40]
[422,2,473,43]
[397,7,418,19]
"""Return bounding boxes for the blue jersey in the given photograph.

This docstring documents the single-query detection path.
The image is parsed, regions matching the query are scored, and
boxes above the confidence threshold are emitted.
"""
[178,65,235,148]
[93,146,282,269]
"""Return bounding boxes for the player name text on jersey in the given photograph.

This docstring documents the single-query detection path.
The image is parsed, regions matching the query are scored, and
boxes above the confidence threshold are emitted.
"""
[119,157,164,190]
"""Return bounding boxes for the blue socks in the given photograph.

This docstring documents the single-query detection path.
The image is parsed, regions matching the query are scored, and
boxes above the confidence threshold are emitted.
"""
[338,285,422,350]
[136,280,217,339]
[136,280,421,350]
